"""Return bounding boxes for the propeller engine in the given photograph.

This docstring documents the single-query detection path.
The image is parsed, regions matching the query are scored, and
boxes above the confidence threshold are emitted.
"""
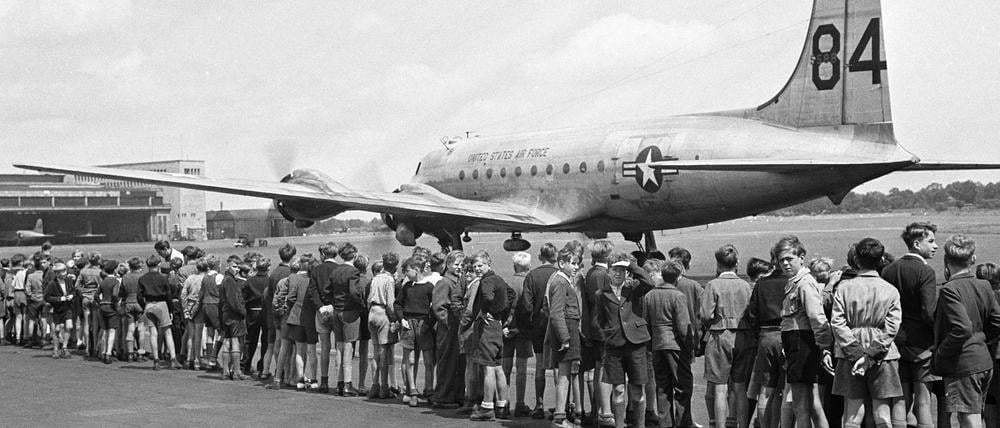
[271,169,350,228]
[380,213,423,246]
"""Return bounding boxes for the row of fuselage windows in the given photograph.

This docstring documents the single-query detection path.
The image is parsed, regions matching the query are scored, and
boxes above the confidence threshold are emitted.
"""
[458,160,606,181]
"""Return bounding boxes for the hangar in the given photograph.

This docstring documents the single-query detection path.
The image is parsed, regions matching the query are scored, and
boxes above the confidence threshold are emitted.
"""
[0,173,171,245]
[1,160,208,246]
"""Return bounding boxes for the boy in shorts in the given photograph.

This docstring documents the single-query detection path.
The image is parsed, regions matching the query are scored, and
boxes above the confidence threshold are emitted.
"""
[394,254,436,406]
[596,253,655,428]
[546,245,583,427]
[829,238,904,428]
[469,251,510,422]
[775,235,832,428]
[932,234,1000,428]
[700,245,751,428]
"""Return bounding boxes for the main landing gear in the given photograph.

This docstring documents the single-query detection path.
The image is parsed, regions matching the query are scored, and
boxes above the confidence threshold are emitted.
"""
[622,231,665,266]
[503,232,531,252]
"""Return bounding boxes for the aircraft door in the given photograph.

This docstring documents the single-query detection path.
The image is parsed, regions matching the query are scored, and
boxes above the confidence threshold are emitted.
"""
[613,136,644,185]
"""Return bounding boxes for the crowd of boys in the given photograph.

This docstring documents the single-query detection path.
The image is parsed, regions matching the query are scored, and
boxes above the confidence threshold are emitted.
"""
[1,223,1000,428]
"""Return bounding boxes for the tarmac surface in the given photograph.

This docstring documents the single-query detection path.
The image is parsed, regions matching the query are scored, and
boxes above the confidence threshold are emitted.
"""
[0,341,710,427]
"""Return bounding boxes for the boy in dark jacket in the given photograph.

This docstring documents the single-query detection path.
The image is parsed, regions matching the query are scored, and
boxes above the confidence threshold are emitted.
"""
[596,252,655,428]
[932,234,1000,427]
[643,260,690,428]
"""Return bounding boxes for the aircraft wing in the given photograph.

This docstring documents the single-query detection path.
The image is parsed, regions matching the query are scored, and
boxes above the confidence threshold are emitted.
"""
[899,162,1000,171]
[12,163,560,227]
[647,158,917,171]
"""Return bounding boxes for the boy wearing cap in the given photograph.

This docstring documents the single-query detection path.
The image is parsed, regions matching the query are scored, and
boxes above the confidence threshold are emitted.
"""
[43,261,75,358]
[596,253,656,428]
[932,234,1000,428]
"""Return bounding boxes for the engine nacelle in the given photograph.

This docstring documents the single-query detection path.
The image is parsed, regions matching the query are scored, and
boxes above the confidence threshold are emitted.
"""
[271,169,350,227]
[395,222,422,246]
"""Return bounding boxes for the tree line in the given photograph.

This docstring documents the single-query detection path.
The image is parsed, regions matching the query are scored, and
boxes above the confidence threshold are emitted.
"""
[770,180,1000,215]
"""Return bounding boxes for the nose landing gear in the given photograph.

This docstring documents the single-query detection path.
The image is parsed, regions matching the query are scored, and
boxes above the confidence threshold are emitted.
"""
[622,230,665,265]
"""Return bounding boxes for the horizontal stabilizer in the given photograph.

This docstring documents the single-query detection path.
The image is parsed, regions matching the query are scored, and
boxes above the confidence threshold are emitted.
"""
[648,158,915,172]
[900,162,1000,171]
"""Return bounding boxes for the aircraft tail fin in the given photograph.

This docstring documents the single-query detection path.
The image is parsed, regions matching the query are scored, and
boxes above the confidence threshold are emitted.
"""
[33,218,44,234]
[750,0,891,130]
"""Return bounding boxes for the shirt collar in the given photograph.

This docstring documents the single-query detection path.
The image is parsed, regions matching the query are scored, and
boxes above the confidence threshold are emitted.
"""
[718,271,739,279]
[595,262,608,269]
[324,258,338,264]
[792,267,811,282]
[856,270,879,277]
[902,253,928,264]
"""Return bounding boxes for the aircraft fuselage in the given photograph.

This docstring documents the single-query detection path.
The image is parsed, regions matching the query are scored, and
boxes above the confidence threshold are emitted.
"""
[412,115,914,234]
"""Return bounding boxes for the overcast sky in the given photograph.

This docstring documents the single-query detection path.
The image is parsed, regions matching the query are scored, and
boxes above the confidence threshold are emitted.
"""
[1,0,997,214]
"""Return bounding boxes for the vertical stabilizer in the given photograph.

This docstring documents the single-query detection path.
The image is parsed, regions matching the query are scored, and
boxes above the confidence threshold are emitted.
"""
[752,0,891,128]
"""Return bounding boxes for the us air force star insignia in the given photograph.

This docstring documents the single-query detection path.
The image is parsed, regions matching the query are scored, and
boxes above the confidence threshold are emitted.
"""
[621,146,678,193]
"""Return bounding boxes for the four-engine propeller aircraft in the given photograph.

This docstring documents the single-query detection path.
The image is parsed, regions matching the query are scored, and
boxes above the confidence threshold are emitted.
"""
[14,0,1000,256]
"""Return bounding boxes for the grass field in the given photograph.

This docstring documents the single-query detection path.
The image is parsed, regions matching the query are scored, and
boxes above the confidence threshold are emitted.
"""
[5,211,997,283]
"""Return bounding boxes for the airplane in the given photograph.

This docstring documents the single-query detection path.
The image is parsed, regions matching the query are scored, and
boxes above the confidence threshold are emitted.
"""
[0,219,55,247]
[14,0,1000,257]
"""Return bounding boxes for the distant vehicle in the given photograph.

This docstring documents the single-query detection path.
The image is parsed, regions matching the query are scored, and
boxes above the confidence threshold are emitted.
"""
[234,234,254,248]
[0,218,55,246]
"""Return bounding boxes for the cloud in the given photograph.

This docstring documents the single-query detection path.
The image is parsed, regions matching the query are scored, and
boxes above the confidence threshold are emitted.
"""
[521,14,718,83]
[0,0,133,45]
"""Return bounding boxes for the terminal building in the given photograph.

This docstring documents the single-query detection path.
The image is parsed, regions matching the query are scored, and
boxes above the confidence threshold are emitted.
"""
[0,160,208,246]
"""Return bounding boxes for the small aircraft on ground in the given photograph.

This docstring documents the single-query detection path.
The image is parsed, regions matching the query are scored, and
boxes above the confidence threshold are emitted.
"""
[14,0,999,257]
[0,219,54,247]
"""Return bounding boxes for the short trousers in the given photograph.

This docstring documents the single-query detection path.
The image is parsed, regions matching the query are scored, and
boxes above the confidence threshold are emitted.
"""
[543,321,580,368]
[502,335,534,359]
[603,342,648,385]
[704,329,735,384]
[943,370,992,414]
[222,320,247,338]
[400,317,434,351]
[286,323,319,345]
[144,301,172,328]
[359,307,371,341]
[52,308,71,325]
[201,303,221,330]
[265,322,276,344]
[332,309,361,343]
[730,329,756,384]
[832,358,903,399]
[748,329,785,397]
[531,326,546,353]
[899,354,940,383]
[26,300,44,320]
[470,317,504,367]
[12,290,27,308]
[98,303,120,330]
[782,329,821,384]
[81,294,97,312]
[368,305,391,345]
[124,302,144,321]
[581,338,603,372]
[652,349,684,393]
